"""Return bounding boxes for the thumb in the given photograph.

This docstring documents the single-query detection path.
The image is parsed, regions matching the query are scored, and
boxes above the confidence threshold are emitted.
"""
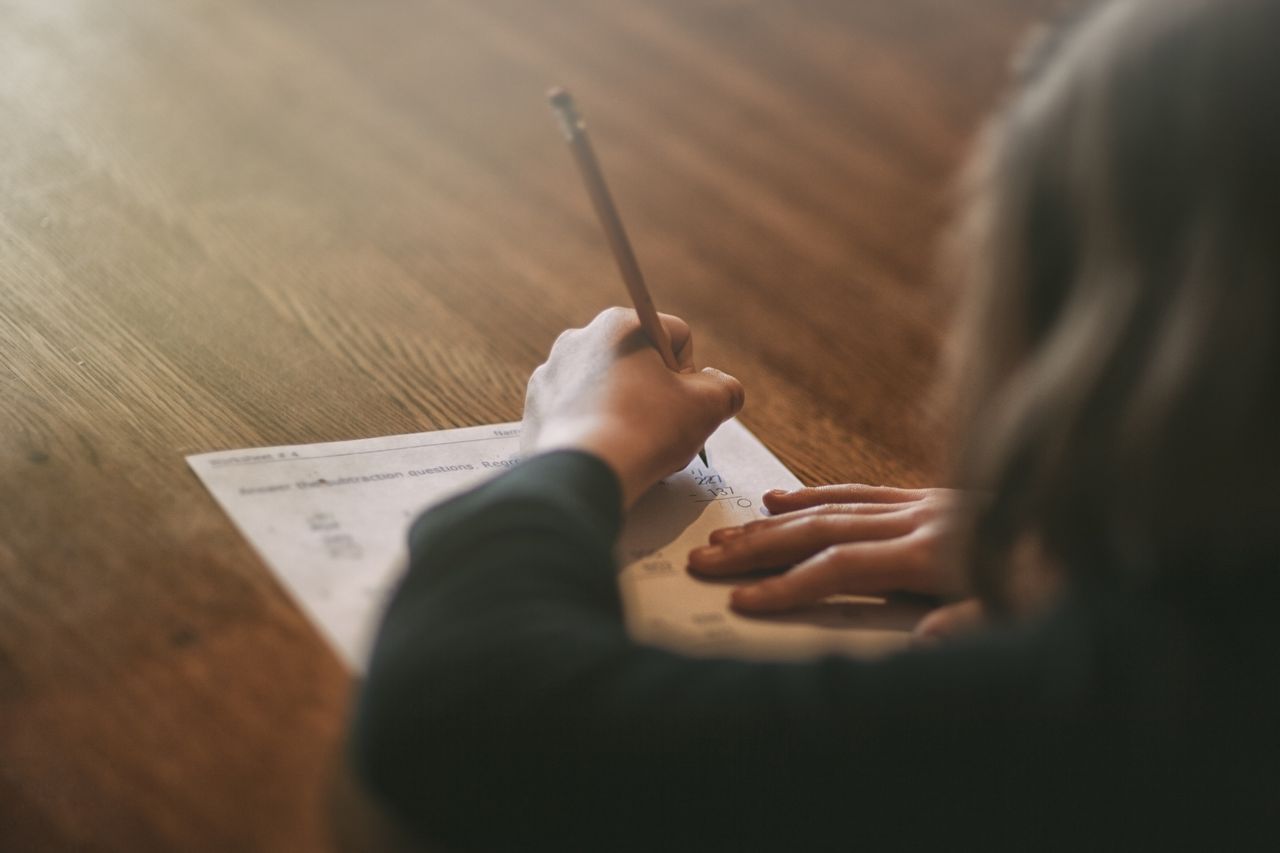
[686,367,745,420]
[912,599,985,647]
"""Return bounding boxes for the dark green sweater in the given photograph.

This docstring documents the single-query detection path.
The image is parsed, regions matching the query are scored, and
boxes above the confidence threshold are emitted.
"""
[351,451,1276,852]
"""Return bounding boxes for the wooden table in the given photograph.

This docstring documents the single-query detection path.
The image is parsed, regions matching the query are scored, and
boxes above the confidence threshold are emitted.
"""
[1,1,1049,849]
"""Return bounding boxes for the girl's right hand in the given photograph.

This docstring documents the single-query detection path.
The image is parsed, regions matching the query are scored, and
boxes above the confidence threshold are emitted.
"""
[522,308,744,509]
[687,484,973,625]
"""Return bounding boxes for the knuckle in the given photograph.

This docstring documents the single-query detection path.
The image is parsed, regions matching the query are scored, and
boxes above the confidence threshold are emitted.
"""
[905,503,932,525]
[601,306,633,326]
[797,515,828,536]
[814,544,845,566]
[830,543,869,574]
[818,515,847,537]
[901,530,937,574]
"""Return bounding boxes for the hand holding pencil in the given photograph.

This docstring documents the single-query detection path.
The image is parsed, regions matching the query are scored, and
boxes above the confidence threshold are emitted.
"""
[547,87,710,468]
[516,88,743,506]
[520,307,744,509]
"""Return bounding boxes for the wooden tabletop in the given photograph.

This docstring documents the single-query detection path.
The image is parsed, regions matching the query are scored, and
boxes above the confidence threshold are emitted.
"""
[1,1,1049,849]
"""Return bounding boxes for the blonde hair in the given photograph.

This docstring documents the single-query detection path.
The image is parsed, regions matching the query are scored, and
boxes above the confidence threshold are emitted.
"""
[949,0,1280,613]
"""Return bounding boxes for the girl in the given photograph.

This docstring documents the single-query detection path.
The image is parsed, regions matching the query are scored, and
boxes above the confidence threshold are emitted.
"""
[351,1,1280,849]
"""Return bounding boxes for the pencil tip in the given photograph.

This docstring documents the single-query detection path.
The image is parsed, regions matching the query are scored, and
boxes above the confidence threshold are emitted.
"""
[547,86,572,107]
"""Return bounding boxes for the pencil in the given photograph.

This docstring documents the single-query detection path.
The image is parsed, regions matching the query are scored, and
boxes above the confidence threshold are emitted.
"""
[547,86,710,468]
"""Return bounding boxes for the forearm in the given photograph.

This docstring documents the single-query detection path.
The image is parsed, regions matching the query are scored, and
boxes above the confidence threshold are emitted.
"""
[349,451,812,849]
[350,451,633,847]
[347,452,1075,852]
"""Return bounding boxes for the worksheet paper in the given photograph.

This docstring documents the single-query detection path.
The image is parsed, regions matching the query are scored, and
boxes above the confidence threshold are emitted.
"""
[187,420,924,670]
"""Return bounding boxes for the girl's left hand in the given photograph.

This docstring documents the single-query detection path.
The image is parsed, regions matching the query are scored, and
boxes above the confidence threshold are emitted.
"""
[687,484,964,613]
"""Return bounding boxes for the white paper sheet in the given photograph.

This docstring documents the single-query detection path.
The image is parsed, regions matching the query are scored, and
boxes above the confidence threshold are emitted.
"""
[187,420,926,669]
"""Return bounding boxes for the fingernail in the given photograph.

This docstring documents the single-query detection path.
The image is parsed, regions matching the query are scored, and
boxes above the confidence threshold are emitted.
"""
[713,526,745,543]
[765,489,788,497]
[732,585,765,608]
[690,545,723,562]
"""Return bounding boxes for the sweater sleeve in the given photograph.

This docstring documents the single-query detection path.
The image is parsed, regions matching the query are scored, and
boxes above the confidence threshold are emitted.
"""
[348,452,1115,852]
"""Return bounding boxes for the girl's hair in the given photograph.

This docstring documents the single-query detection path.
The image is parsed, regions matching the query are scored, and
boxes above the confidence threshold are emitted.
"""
[949,0,1280,614]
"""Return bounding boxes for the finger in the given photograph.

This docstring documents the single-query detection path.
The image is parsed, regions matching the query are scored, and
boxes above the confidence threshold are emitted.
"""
[685,367,745,421]
[657,312,695,370]
[729,541,907,613]
[912,599,986,647]
[763,484,928,514]
[729,501,916,539]
[689,512,916,577]
[705,502,912,543]
[708,524,752,546]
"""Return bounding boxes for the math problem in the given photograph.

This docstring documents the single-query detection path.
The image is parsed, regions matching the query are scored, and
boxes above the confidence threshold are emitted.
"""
[190,419,921,667]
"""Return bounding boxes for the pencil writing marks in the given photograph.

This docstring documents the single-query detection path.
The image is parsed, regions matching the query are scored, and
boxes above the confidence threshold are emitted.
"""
[683,465,756,511]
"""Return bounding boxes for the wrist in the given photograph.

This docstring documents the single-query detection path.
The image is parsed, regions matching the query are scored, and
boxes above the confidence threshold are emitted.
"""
[528,421,656,510]
[571,437,655,510]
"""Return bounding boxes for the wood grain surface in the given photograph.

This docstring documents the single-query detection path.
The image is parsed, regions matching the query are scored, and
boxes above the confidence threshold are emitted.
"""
[1,1,1051,849]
